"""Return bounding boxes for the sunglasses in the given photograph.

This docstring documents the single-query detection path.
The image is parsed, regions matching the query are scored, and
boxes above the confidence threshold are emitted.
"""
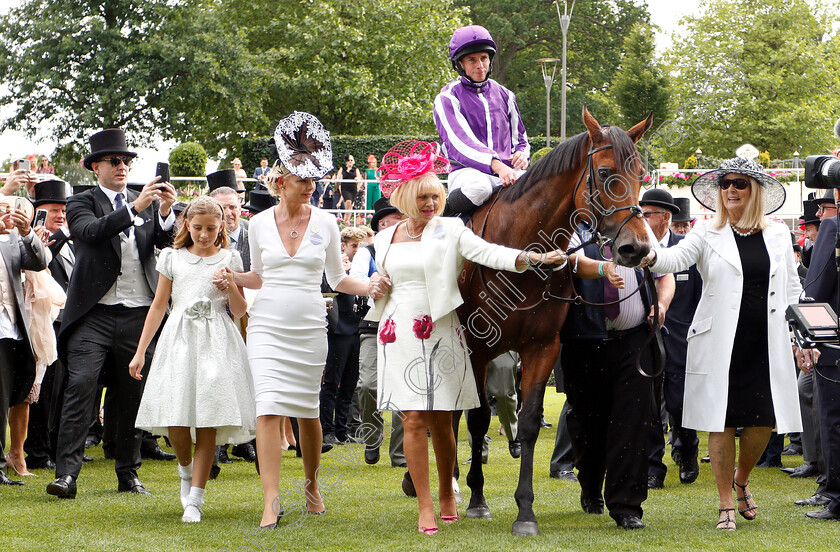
[101,156,134,167]
[718,178,750,190]
[642,210,668,218]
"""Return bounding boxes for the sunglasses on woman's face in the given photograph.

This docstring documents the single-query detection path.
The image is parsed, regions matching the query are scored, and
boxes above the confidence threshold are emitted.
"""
[718,178,750,190]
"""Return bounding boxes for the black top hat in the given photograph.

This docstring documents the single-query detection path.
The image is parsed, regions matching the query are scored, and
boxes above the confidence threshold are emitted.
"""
[370,197,400,233]
[32,179,68,208]
[72,184,96,195]
[243,190,278,215]
[814,189,835,205]
[206,169,239,192]
[172,201,188,217]
[639,188,680,214]
[83,129,137,170]
[671,197,693,223]
[126,182,146,193]
[800,199,821,226]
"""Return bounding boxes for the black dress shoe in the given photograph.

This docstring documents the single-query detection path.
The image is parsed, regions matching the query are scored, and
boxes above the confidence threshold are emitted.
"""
[402,471,417,497]
[789,463,818,478]
[755,458,783,468]
[580,495,604,514]
[118,477,151,495]
[700,454,710,463]
[795,494,831,507]
[679,455,700,484]
[84,436,100,449]
[539,417,552,428]
[615,514,645,529]
[1,470,25,486]
[82,454,93,463]
[550,469,578,482]
[232,442,257,462]
[323,434,341,446]
[647,475,664,489]
[508,439,521,459]
[805,507,840,520]
[46,475,76,498]
[781,444,803,456]
[218,449,232,464]
[392,461,407,468]
[26,458,56,470]
[141,445,176,461]
[364,447,380,465]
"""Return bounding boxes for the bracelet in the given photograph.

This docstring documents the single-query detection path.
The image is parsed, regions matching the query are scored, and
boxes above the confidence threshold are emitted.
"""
[598,261,605,277]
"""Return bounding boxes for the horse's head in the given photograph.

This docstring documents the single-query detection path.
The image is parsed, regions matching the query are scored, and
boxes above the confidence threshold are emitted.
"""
[579,107,653,267]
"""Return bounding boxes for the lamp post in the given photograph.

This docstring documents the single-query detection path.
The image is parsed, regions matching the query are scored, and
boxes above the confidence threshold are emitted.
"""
[793,151,800,169]
[555,0,575,142]
[537,58,560,148]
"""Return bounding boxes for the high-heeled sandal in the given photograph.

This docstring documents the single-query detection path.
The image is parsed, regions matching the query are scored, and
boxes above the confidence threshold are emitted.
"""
[418,526,438,535]
[733,479,757,520]
[439,514,460,523]
[716,508,736,531]
[6,454,35,477]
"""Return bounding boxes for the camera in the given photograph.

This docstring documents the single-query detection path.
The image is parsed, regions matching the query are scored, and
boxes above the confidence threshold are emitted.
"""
[804,155,840,188]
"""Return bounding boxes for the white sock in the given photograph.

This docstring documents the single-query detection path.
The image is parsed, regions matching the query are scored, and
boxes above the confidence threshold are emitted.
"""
[182,487,205,523]
[178,462,193,508]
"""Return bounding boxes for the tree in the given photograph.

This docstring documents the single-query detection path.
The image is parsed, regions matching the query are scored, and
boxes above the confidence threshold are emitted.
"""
[456,0,650,139]
[610,23,670,131]
[660,0,840,162]
[0,0,266,156]
[169,142,208,178]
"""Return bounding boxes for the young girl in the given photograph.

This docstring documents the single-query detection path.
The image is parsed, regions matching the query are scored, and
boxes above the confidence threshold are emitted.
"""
[130,196,255,523]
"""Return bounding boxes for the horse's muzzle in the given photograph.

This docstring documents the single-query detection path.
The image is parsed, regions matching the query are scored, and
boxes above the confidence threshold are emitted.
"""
[614,237,651,267]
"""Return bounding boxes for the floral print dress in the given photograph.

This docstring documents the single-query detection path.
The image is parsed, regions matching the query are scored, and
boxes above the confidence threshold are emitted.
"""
[376,242,479,412]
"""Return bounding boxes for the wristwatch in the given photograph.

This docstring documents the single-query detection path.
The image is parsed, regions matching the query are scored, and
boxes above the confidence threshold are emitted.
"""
[128,202,138,217]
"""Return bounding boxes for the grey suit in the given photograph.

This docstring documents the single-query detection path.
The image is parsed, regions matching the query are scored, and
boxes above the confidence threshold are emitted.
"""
[0,231,48,468]
[232,220,250,272]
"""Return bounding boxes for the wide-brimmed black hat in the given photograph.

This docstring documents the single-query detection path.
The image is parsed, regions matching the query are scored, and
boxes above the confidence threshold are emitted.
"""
[800,199,821,226]
[640,188,680,214]
[83,129,137,170]
[691,156,786,214]
[72,184,96,195]
[206,169,239,192]
[672,197,693,223]
[370,197,400,232]
[32,179,68,208]
[274,111,333,179]
[243,190,278,215]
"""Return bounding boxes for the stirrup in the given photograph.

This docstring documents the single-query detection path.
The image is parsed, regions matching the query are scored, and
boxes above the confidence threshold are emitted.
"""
[732,478,757,520]
[716,508,736,530]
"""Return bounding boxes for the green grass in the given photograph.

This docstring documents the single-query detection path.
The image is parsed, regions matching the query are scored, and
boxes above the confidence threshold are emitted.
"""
[3,393,836,551]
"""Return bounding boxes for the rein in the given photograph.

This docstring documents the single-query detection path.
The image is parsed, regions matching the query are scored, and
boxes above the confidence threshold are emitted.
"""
[468,142,665,378]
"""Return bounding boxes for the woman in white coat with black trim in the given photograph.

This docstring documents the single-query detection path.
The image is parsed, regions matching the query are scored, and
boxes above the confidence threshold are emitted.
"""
[643,157,802,531]
[366,141,566,536]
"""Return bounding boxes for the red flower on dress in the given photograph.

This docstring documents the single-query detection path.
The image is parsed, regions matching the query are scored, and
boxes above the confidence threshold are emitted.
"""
[379,318,396,344]
[412,315,434,340]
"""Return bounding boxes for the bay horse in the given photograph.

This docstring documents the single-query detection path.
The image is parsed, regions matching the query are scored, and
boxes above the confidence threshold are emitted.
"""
[456,107,653,536]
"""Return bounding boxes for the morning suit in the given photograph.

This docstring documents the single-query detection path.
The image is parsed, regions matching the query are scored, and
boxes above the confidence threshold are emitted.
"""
[801,216,840,515]
[0,231,48,467]
[652,220,802,433]
[560,229,658,521]
[53,185,174,482]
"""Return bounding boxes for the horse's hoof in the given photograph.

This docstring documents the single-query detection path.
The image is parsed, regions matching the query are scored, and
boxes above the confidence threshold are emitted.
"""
[465,506,492,519]
[512,520,540,537]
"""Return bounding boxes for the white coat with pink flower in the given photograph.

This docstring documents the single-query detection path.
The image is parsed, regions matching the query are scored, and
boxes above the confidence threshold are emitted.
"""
[366,216,524,412]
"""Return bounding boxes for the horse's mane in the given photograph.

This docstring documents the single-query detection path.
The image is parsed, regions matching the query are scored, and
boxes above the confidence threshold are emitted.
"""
[500,126,640,203]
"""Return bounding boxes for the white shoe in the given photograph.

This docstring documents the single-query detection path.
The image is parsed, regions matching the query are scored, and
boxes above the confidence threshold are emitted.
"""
[453,477,463,504]
[182,500,203,523]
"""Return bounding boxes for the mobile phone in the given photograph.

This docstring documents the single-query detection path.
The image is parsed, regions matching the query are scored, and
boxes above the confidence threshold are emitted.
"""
[155,162,170,186]
[33,208,48,228]
[18,159,30,172]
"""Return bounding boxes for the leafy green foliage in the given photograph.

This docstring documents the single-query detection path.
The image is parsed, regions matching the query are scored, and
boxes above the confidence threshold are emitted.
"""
[610,23,670,131]
[169,142,208,178]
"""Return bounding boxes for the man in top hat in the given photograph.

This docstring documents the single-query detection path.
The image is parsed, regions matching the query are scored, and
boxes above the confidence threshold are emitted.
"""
[800,199,821,269]
[670,197,694,235]
[639,189,703,488]
[0,186,49,486]
[243,189,277,216]
[815,190,836,221]
[349,197,406,467]
[47,128,177,499]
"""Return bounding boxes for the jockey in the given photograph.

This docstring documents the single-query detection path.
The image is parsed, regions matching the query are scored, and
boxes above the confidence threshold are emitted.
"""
[434,25,530,216]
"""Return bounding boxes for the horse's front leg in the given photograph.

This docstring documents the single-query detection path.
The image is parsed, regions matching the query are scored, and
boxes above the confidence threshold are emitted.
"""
[512,340,561,537]
[465,385,492,519]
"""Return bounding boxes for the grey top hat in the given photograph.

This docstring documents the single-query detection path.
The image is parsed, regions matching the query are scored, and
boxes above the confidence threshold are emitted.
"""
[672,197,693,223]
[83,129,137,170]
[691,156,785,214]
[640,188,680,214]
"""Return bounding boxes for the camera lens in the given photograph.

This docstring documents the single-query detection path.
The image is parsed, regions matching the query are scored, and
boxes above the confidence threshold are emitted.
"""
[805,155,840,188]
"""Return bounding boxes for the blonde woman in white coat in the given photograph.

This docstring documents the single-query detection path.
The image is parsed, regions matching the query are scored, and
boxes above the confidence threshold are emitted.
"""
[366,142,566,535]
[642,157,802,531]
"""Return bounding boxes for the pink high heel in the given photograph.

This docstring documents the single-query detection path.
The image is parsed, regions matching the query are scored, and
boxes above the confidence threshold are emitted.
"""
[418,526,438,535]
[439,514,460,523]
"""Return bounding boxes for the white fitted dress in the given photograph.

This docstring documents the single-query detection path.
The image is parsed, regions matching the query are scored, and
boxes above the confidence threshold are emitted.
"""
[247,206,346,418]
[135,248,256,445]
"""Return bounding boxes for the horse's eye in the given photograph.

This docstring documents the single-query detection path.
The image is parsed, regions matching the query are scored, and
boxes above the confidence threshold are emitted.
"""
[598,168,610,180]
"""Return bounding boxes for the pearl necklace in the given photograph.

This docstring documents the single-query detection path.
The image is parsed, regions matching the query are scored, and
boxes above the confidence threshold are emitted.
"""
[730,224,756,237]
[405,221,424,240]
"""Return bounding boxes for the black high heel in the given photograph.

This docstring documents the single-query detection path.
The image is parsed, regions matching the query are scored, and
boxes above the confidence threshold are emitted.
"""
[733,478,757,520]
[258,503,285,529]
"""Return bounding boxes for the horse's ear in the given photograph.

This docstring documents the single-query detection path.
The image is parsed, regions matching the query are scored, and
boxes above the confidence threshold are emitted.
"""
[626,111,654,144]
[582,105,601,138]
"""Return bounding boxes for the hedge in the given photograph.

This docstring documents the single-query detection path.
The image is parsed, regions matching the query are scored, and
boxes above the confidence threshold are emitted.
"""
[240,135,553,174]
[169,142,207,178]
